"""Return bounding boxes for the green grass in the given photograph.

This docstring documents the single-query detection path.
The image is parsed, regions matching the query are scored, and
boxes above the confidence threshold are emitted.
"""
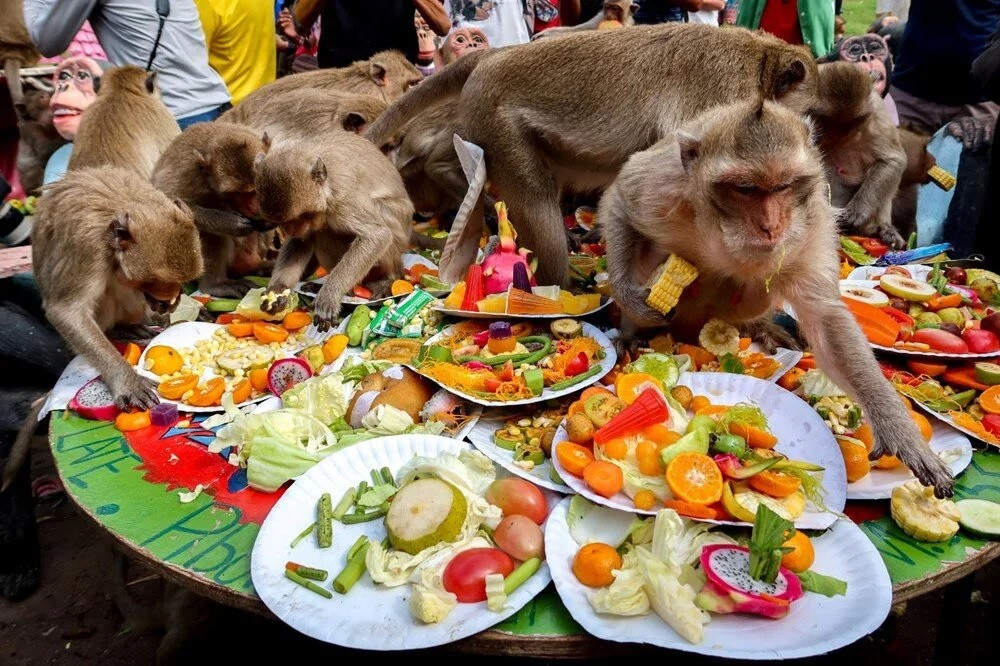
[842,0,878,37]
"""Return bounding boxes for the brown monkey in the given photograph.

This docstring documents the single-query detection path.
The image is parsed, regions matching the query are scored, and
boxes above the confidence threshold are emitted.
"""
[812,62,907,248]
[151,123,272,297]
[599,98,953,496]
[892,127,936,241]
[68,66,181,178]
[32,167,203,409]
[15,88,67,194]
[0,0,41,110]
[366,24,818,287]
[533,0,638,39]
[254,133,412,330]
[220,88,387,141]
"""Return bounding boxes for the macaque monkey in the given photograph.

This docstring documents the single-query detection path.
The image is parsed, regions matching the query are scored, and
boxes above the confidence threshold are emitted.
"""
[812,62,907,248]
[32,167,203,409]
[68,66,181,178]
[367,24,818,286]
[533,1,637,39]
[254,133,412,330]
[600,98,954,497]
[220,88,387,141]
[892,127,936,240]
[0,0,41,110]
[434,28,489,68]
[151,123,273,297]
[16,89,67,194]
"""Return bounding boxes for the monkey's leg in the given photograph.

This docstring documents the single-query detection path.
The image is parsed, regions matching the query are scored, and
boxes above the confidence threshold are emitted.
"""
[191,207,254,238]
[316,228,394,330]
[198,235,253,299]
[47,304,159,410]
[786,286,954,496]
[263,237,313,315]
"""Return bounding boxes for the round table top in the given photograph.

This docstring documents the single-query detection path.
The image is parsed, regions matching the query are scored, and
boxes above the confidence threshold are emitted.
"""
[49,411,1000,657]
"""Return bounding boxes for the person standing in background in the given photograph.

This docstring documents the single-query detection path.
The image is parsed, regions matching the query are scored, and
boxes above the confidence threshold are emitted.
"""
[445,0,533,46]
[195,0,277,105]
[23,0,231,128]
[736,0,835,58]
[688,0,726,25]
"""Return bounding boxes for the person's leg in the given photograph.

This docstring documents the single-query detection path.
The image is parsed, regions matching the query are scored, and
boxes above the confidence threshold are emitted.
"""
[176,103,233,130]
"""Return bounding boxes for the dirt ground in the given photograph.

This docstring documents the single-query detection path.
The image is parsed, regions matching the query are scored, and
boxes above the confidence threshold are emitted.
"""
[1,439,996,666]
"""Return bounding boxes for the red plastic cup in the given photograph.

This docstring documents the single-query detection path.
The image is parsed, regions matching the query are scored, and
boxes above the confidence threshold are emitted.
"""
[593,388,669,445]
[461,264,485,311]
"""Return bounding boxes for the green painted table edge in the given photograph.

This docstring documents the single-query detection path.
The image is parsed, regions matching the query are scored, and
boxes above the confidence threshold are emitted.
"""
[49,412,1000,648]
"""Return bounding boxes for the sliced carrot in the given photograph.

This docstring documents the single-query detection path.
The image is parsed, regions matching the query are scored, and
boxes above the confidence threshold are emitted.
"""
[690,395,712,413]
[231,379,252,404]
[614,372,664,405]
[227,322,254,338]
[191,295,212,305]
[728,422,778,449]
[979,385,1000,415]
[676,343,716,370]
[187,378,226,407]
[738,337,752,351]
[122,342,141,366]
[391,279,415,296]
[158,374,199,400]
[696,404,731,417]
[249,368,269,392]
[943,366,991,391]
[927,293,962,311]
[842,297,901,346]
[747,470,802,498]
[795,354,818,371]
[907,360,948,378]
[663,499,719,520]
[282,311,312,331]
[633,490,657,511]
[665,452,723,505]
[115,411,151,432]
[557,442,595,477]
[253,322,289,344]
[777,367,806,391]
[583,460,624,498]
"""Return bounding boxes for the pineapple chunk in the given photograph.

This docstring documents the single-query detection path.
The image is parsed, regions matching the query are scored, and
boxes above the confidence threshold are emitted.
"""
[891,480,961,542]
[443,282,466,309]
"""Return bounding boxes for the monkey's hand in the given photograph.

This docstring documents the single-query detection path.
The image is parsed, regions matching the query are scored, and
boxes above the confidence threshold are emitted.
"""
[737,317,802,353]
[312,290,343,333]
[109,370,160,411]
[838,207,906,249]
[615,284,674,330]
[193,208,256,237]
[260,288,290,315]
[946,116,993,151]
[869,414,955,498]
[873,222,907,250]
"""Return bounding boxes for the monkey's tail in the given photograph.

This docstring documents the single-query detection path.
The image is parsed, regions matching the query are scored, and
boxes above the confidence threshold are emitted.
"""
[364,49,491,149]
[0,393,46,494]
[3,58,26,113]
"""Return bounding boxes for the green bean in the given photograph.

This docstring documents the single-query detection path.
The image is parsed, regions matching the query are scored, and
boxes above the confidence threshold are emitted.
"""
[503,557,541,595]
[371,469,384,486]
[289,522,315,549]
[380,467,394,486]
[317,493,333,548]
[341,507,388,524]
[285,562,329,581]
[333,541,370,594]
[346,535,369,561]
[285,569,333,599]
[549,363,603,391]
[356,480,369,500]
[331,487,356,521]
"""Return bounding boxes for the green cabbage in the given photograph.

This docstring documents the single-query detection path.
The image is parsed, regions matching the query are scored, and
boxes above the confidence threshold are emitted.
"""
[626,353,680,388]
[635,547,709,644]
[396,449,498,497]
[280,373,353,425]
[567,495,651,548]
[650,509,735,569]
[799,370,847,398]
[588,546,650,616]
[361,404,415,435]
[341,357,393,384]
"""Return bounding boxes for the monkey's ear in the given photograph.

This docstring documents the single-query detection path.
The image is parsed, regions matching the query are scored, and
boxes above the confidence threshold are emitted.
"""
[109,213,133,251]
[145,71,157,94]
[773,59,808,100]
[194,149,210,171]
[93,76,102,94]
[342,112,367,134]
[172,198,194,219]
[628,3,638,15]
[310,157,328,184]
[261,132,272,152]
[676,131,701,173]
[370,62,388,87]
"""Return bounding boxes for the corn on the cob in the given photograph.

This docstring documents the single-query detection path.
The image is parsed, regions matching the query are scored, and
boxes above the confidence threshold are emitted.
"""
[927,165,955,191]
[646,253,698,315]
[890,480,961,542]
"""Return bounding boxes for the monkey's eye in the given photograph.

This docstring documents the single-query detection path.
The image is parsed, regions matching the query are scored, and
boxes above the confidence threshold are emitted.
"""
[734,184,762,195]
[455,36,467,44]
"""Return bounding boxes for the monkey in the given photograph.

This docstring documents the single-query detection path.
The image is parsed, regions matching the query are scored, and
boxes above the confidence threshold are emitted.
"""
[533,0,638,39]
[67,66,181,178]
[253,132,413,330]
[892,127,936,241]
[31,167,203,410]
[219,88,388,141]
[151,123,274,298]
[366,24,818,287]
[598,98,954,497]
[0,0,41,111]
[15,88,67,194]
[812,62,907,248]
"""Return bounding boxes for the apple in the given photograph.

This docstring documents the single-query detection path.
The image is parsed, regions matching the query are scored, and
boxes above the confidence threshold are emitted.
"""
[981,312,1000,339]
[911,328,969,354]
[962,328,1000,354]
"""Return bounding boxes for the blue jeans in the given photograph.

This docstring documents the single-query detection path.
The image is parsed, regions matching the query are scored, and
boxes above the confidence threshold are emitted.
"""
[177,103,232,129]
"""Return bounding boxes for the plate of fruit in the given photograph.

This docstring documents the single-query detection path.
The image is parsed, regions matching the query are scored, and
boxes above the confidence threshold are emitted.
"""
[295,254,449,304]
[411,320,616,406]
[550,372,846,529]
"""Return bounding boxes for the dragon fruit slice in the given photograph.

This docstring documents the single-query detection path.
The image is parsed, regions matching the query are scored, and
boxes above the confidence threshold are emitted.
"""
[695,544,803,619]
[69,378,121,421]
[268,357,313,397]
[481,202,535,295]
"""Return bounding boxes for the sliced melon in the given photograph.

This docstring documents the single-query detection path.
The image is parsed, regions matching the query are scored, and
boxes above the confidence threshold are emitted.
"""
[216,347,275,375]
[385,478,467,555]
[839,284,890,307]
[879,274,937,302]
[732,487,806,521]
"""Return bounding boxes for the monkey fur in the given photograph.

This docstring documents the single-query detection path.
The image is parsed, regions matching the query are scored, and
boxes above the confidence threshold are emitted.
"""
[813,62,907,248]
[220,88,387,140]
[533,0,638,40]
[151,123,273,298]
[68,66,181,178]
[366,24,818,287]
[16,88,67,194]
[599,98,953,496]
[892,127,936,241]
[31,167,203,410]
[254,133,412,330]
[0,0,41,110]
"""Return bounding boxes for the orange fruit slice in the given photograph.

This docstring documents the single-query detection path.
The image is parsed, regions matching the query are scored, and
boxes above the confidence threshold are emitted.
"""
[158,374,198,400]
[780,531,815,573]
[187,378,226,407]
[748,469,802,498]
[665,452,723,505]
[979,385,1000,414]
[836,435,871,482]
[614,372,664,405]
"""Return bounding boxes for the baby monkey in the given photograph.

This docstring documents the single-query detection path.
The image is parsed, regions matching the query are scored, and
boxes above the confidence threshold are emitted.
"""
[32,167,203,409]
[254,133,412,330]
[600,99,954,496]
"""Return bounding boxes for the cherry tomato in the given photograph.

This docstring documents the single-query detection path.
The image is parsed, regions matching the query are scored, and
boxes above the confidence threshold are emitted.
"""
[485,478,548,524]
[983,414,1000,437]
[483,376,502,393]
[493,515,545,561]
[352,285,373,299]
[442,548,515,602]
[564,352,589,377]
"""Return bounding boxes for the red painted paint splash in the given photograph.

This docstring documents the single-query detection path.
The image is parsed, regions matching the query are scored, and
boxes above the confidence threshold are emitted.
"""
[843,501,888,524]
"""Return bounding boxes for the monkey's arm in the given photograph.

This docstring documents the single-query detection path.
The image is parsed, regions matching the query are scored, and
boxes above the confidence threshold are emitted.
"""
[840,126,906,246]
[190,206,254,237]
[22,0,95,57]
[414,0,450,36]
[267,237,313,293]
[315,226,394,329]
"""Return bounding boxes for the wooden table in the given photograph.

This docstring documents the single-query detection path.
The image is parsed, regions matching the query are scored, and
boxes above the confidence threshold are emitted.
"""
[49,411,1000,657]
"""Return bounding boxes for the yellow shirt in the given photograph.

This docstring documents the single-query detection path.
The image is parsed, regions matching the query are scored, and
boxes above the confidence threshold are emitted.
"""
[195,0,277,105]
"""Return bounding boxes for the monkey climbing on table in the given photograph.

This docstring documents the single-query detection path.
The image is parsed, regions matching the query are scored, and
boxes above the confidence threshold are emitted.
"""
[599,97,954,497]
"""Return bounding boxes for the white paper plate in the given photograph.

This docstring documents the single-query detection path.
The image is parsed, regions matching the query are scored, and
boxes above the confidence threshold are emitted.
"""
[697,346,802,384]
[544,499,891,660]
[466,415,572,493]
[846,420,973,500]
[909,399,1000,448]
[294,254,448,302]
[847,264,933,281]
[412,322,617,407]
[433,298,612,320]
[551,373,846,529]
[868,343,1000,360]
[251,434,553,650]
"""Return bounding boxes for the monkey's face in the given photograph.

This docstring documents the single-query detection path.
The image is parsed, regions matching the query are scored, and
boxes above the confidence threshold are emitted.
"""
[443,28,489,64]
[254,152,327,237]
[604,1,635,23]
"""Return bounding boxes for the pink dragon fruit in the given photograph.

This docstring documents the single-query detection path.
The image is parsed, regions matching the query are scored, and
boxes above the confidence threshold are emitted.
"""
[695,544,803,619]
[268,357,313,396]
[69,378,121,421]
[481,202,536,295]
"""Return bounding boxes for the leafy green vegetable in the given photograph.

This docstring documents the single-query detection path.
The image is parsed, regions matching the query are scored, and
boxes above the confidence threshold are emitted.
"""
[588,546,650,616]
[340,357,392,384]
[356,483,397,508]
[748,505,795,584]
[798,370,847,398]
[169,294,203,324]
[651,508,735,569]
[719,353,744,374]
[717,403,768,432]
[771,464,829,513]
[796,570,847,597]
[281,373,352,426]
[635,547,709,644]
[839,237,875,266]
[626,353,681,388]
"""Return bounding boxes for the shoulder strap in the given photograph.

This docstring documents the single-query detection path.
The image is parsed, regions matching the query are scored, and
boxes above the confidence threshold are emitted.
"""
[145,0,172,71]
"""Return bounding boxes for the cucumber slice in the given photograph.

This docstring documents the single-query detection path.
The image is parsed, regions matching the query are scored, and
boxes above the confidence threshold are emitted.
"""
[493,426,524,451]
[514,442,544,465]
[524,368,544,395]
[975,362,1000,386]
[956,499,1000,539]
[419,274,449,291]
[206,298,241,313]
[385,478,467,555]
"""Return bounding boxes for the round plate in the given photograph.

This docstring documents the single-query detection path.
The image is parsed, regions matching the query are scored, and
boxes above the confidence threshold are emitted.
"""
[465,415,572,493]
[909,399,1000,448]
[434,298,611,320]
[869,343,1000,360]
[294,254,449,303]
[251,434,553,650]
[846,420,973,500]
[411,322,617,407]
[544,498,891,660]
[847,264,932,282]
[551,373,847,529]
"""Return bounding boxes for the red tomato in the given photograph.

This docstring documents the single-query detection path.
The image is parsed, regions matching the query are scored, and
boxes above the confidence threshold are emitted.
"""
[911,328,969,354]
[564,352,589,377]
[483,376,502,392]
[493,515,545,561]
[352,285,373,299]
[962,328,1000,354]
[442,548,515,602]
[983,414,1000,437]
[882,307,915,328]
[485,478,548,524]
[497,360,515,382]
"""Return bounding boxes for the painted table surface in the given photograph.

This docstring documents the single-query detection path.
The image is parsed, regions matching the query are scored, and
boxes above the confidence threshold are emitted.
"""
[49,411,1000,656]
